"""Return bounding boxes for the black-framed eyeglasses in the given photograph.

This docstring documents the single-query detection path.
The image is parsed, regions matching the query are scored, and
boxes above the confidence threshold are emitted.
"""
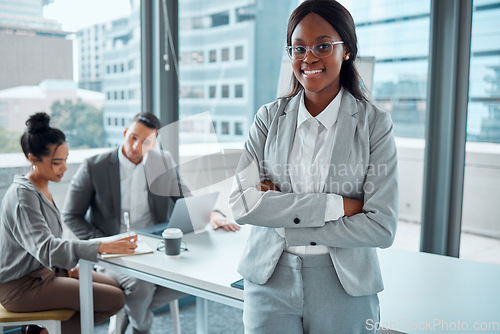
[285,41,344,60]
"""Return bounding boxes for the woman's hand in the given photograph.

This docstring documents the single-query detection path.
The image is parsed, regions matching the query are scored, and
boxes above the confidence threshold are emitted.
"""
[343,197,364,217]
[98,235,138,254]
[209,211,240,232]
[257,180,280,192]
[67,265,79,279]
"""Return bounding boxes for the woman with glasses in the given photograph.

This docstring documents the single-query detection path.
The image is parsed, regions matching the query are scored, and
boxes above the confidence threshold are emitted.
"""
[230,0,398,333]
[0,113,138,333]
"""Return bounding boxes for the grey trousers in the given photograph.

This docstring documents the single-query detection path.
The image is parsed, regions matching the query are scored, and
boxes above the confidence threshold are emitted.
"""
[243,252,380,334]
[0,267,124,334]
[98,267,186,331]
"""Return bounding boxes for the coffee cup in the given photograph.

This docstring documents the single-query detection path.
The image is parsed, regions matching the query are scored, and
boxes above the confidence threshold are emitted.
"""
[162,228,183,256]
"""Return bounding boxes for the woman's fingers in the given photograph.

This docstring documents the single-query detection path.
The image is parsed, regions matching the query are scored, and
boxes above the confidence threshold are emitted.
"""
[257,180,281,192]
[99,235,138,254]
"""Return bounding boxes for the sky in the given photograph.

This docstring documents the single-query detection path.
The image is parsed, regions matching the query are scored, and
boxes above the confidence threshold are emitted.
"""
[43,0,131,32]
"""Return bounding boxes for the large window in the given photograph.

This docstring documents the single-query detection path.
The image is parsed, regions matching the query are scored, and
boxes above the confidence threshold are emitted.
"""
[460,0,500,265]
[341,0,431,252]
[178,0,293,146]
[0,0,138,152]
[3,0,498,264]
[344,0,500,263]
[0,0,138,207]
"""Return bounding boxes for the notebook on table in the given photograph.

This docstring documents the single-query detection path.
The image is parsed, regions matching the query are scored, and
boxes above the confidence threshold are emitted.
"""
[95,234,154,259]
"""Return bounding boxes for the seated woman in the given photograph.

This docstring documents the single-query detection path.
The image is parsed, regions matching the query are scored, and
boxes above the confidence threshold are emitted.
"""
[0,112,138,334]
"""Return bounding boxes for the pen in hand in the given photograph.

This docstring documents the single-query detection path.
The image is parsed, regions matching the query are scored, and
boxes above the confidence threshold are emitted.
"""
[124,211,130,237]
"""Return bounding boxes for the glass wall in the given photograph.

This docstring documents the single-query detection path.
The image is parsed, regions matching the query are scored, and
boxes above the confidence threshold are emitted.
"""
[340,0,431,252]
[174,0,298,201]
[177,0,297,146]
[0,0,138,151]
[2,0,498,262]
[460,0,500,265]
[0,0,139,206]
[343,0,500,259]
[174,0,435,244]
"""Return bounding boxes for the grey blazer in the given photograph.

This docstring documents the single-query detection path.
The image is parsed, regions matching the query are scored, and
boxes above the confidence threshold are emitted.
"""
[230,91,398,297]
[63,148,190,240]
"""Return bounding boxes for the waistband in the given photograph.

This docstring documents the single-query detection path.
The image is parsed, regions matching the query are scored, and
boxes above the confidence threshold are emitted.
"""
[277,251,333,269]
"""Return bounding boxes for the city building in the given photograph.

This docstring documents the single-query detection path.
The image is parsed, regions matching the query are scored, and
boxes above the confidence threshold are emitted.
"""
[177,0,294,144]
[70,0,500,146]
[344,0,500,143]
[74,0,141,147]
[102,1,141,147]
[0,79,104,131]
[75,22,107,93]
[81,0,295,146]
[0,0,72,92]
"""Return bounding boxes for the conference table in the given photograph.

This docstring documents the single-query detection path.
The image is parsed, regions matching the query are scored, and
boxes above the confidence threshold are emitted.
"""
[79,226,244,334]
[79,225,500,334]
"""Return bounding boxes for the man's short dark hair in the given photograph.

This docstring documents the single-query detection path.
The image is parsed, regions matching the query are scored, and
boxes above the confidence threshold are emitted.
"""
[131,112,161,130]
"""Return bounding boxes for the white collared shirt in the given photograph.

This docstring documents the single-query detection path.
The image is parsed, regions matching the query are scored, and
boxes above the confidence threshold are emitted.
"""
[276,89,345,255]
[118,147,155,231]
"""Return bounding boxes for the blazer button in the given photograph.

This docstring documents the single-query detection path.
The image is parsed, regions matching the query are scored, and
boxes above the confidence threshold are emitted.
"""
[310,242,317,246]
[293,218,300,224]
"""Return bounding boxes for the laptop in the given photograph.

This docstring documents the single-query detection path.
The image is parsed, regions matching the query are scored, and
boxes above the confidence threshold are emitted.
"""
[134,192,219,238]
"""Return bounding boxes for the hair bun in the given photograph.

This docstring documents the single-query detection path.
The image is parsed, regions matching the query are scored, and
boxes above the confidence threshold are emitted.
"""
[26,112,51,134]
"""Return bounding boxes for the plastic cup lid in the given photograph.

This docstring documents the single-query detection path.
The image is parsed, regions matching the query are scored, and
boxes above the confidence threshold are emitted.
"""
[162,228,183,238]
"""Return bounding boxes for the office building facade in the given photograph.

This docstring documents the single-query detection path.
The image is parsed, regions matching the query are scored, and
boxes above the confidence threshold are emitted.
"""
[73,0,499,146]
[76,23,107,93]
[0,0,72,91]
[345,0,500,143]
[178,0,294,144]
[74,0,141,147]
[89,0,294,146]
[0,0,72,128]
[101,3,141,147]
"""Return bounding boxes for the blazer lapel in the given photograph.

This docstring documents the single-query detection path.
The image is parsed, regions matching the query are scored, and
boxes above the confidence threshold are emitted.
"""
[108,149,121,217]
[326,93,358,192]
[274,96,299,193]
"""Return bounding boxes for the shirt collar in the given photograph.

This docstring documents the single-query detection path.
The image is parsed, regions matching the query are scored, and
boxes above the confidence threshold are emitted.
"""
[297,87,343,129]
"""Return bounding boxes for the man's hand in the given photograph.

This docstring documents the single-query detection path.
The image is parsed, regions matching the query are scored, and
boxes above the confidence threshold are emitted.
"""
[209,211,240,232]
[256,180,280,192]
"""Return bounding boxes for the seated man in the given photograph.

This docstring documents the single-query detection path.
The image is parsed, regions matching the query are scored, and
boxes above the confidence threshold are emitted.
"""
[63,112,239,334]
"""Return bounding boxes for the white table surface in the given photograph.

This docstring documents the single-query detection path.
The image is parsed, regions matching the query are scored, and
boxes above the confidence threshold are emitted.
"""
[102,226,246,302]
[80,225,500,334]
[378,248,500,334]
[79,226,248,334]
